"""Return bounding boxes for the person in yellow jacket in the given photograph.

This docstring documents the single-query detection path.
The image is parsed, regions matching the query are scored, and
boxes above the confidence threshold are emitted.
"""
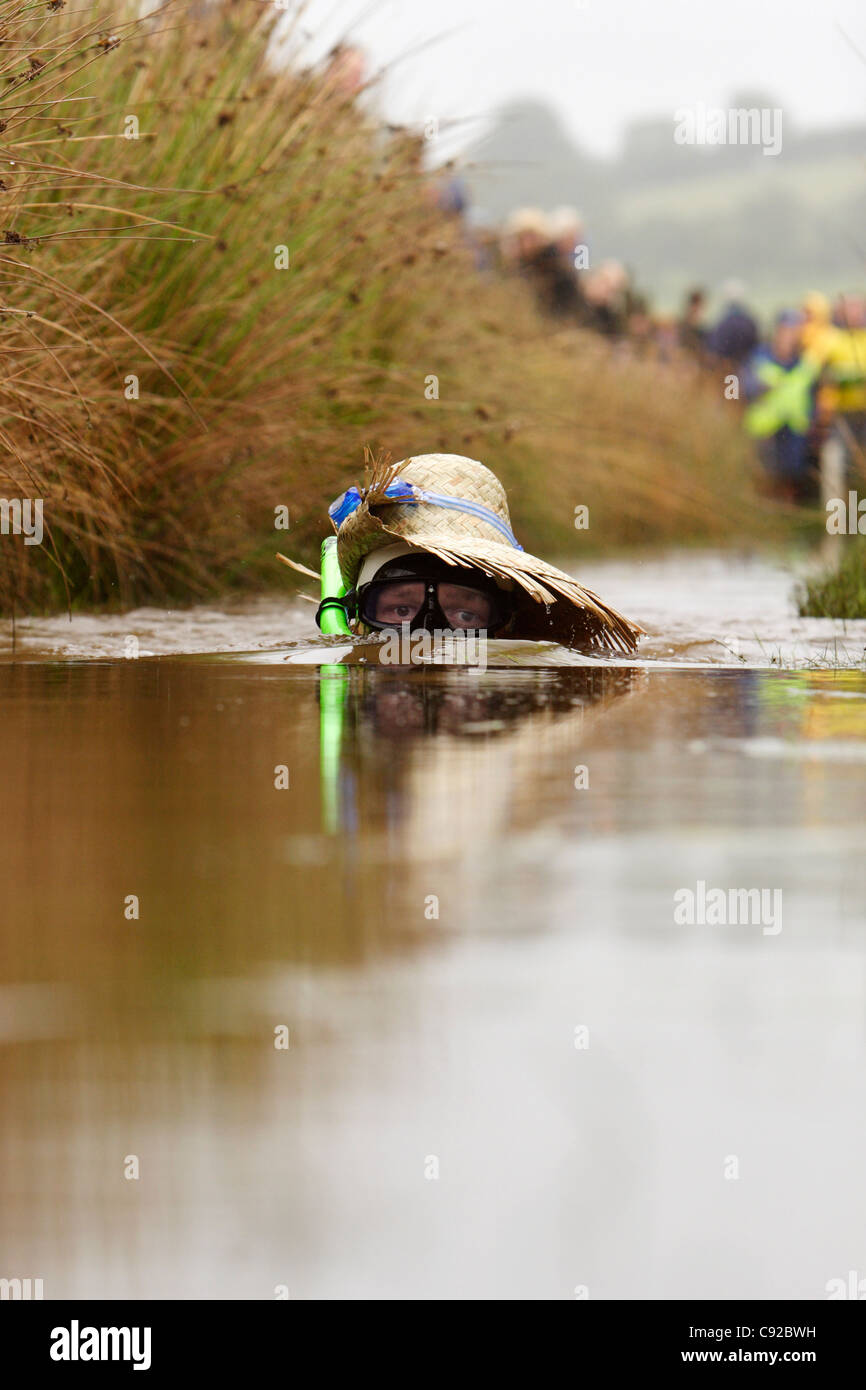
[799,292,838,477]
[743,310,819,501]
[819,295,866,479]
[801,291,836,364]
[797,293,866,485]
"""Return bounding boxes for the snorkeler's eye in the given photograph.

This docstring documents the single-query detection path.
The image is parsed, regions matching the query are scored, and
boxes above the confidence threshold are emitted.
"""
[370,581,425,624]
[439,586,493,629]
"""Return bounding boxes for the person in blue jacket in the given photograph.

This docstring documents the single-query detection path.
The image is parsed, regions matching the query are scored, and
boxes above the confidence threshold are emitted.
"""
[706,280,760,367]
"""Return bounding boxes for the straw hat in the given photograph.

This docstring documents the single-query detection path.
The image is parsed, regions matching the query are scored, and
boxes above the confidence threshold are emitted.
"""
[329,453,643,653]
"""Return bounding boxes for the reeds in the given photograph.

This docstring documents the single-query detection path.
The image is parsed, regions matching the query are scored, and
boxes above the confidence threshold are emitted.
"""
[1,0,771,614]
[798,541,866,618]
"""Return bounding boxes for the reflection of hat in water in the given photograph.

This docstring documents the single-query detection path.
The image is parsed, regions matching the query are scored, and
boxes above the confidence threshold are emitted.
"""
[329,453,643,653]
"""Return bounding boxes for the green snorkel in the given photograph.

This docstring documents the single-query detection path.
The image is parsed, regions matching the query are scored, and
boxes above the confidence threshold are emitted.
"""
[316,535,352,831]
[316,536,352,636]
[275,536,353,828]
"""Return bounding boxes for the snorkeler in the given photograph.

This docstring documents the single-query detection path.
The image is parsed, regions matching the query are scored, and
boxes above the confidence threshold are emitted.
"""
[296,453,642,653]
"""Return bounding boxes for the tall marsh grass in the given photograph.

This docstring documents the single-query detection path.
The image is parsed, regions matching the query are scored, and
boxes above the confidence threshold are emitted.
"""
[1,0,772,614]
[798,541,866,619]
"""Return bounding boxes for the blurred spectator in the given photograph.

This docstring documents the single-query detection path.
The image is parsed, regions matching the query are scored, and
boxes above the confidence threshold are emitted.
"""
[821,293,866,480]
[655,315,681,364]
[800,291,834,360]
[678,287,708,358]
[799,292,837,479]
[706,279,759,367]
[470,224,500,274]
[548,206,585,265]
[582,259,630,338]
[500,207,550,271]
[743,310,819,502]
[435,171,469,219]
[500,207,583,321]
[625,298,655,356]
[544,206,587,319]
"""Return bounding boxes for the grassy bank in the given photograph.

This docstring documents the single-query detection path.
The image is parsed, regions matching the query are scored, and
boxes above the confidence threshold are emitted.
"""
[1,0,781,615]
[798,542,866,619]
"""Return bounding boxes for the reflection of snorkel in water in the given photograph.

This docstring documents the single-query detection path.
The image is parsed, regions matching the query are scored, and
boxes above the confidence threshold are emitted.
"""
[319,662,350,833]
[289,451,643,653]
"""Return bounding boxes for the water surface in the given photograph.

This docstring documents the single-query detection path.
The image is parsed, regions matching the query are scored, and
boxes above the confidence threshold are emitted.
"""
[2,553,865,1299]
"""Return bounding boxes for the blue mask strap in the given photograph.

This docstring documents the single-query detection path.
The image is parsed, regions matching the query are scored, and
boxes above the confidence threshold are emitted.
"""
[328,477,523,550]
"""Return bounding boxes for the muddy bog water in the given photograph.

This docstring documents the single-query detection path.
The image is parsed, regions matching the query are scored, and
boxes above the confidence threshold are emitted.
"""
[2,552,865,1298]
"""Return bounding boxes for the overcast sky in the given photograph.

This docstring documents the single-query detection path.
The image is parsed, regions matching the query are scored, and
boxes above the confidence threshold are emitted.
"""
[294,0,866,159]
